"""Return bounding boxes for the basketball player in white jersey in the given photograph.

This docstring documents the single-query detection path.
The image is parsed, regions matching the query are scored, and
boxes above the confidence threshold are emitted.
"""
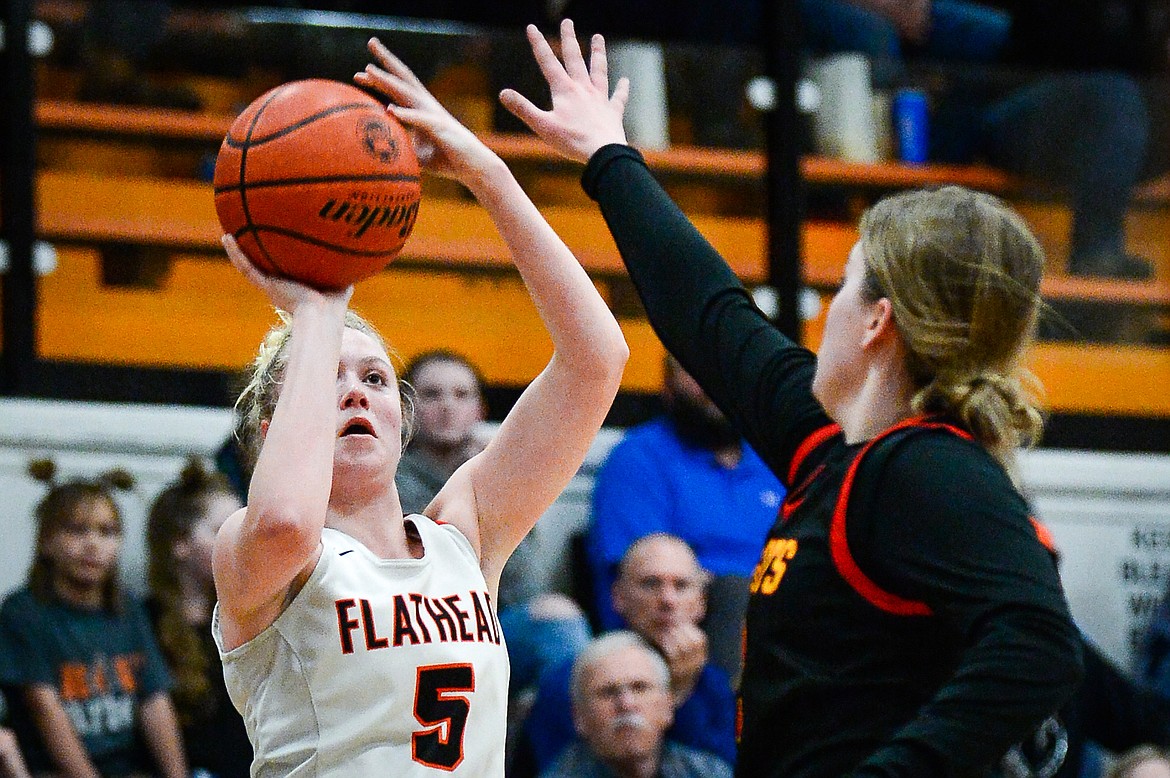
[210,36,629,777]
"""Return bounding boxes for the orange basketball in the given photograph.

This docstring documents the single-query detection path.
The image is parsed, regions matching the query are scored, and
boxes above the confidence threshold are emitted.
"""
[214,79,421,290]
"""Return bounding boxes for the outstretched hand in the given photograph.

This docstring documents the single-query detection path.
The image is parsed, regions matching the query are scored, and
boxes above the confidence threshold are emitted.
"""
[222,235,352,313]
[499,19,630,163]
[355,38,496,184]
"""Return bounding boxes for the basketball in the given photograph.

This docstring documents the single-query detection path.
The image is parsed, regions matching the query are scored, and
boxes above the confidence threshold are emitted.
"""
[213,79,421,290]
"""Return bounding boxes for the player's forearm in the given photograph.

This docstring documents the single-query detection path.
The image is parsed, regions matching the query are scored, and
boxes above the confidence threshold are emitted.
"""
[466,156,627,376]
[248,299,345,527]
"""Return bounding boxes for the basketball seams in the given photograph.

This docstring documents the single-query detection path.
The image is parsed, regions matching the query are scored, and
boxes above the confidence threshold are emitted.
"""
[214,79,421,289]
[213,172,421,196]
[244,225,409,257]
[239,85,288,275]
[222,103,387,148]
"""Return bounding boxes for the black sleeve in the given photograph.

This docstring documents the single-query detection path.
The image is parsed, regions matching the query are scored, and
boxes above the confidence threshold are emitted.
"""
[581,144,832,483]
[1072,638,1170,754]
[848,435,1084,775]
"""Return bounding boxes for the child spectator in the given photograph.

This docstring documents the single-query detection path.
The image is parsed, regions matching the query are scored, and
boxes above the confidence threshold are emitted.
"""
[0,460,187,778]
[147,458,252,777]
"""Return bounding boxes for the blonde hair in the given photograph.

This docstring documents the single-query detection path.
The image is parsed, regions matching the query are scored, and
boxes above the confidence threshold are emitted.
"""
[235,308,414,457]
[858,186,1046,465]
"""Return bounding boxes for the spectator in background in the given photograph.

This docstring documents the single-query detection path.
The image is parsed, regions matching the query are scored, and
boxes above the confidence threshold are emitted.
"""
[1047,636,1170,777]
[541,631,733,778]
[397,350,592,702]
[588,355,783,677]
[800,0,1158,280]
[396,349,492,515]
[1142,580,1170,699]
[0,460,187,778]
[525,534,736,772]
[0,632,31,778]
[147,457,252,778]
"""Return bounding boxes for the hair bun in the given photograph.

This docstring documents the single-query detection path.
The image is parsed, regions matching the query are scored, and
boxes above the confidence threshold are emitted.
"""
[27,458,57,483]
[100,468,136,491]
[178,457,209,490]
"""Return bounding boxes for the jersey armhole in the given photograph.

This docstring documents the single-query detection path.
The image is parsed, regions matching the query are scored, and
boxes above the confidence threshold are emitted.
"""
[829,417,973,617]
[786,423,841,486]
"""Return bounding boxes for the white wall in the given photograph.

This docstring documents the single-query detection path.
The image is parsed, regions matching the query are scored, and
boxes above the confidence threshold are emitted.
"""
[2,398,1168,673]
[1021,450,1170,669]
[0,398,236,598]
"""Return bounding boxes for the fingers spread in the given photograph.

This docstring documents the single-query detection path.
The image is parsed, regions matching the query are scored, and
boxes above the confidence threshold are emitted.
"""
[559,19,590,82]
[366,37,421,87]
[498,88,546,131]
[588,33,609,93]
[525,23,571,90]
[611,77,631,111]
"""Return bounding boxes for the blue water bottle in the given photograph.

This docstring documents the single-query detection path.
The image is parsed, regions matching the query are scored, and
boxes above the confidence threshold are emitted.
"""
[893,88,930,165]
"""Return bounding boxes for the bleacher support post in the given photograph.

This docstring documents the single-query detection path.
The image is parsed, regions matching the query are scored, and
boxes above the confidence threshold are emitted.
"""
[0,0,39,396]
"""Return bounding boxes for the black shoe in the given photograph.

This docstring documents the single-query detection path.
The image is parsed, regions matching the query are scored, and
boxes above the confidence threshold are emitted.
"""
[1068,251,1155,281]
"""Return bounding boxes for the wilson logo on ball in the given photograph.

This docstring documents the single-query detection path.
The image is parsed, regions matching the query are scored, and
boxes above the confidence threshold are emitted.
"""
[358,119,401,164]
[319,197,419,239]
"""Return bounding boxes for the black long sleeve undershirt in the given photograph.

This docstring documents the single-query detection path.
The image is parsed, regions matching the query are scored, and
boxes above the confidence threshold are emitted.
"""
[582,144,831,487]
[581,144,1083,776]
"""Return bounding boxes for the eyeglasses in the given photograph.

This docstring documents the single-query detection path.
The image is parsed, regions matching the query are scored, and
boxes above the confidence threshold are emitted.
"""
[588,678,661,702]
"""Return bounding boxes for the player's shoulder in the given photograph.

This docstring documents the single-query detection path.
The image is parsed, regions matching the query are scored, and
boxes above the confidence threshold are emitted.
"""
[874,420,991,469]
[867,422,1021,507]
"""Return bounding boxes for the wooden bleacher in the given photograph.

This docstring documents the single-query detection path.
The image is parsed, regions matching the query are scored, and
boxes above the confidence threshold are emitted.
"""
[13,99,1170,416]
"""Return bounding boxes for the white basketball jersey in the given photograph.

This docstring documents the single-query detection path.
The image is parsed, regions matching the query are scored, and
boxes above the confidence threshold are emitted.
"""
[213,517,509,777]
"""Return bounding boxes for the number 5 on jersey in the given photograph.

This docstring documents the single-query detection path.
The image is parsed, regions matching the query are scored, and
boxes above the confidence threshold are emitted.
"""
[413,663,475,770]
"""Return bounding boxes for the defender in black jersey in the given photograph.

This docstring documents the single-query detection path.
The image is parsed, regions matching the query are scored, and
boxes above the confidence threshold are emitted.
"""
[503,20,1083,777]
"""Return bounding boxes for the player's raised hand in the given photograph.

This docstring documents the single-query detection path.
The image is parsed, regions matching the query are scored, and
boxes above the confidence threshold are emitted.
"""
[355,38,497,183]
[499,19,629,162]
[223,235,351,313]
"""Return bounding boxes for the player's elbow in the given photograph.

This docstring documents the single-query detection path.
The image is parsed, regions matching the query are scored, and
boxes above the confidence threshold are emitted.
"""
[587,326,631,386]
[244,504,322,561]
[1030,612,1086,713]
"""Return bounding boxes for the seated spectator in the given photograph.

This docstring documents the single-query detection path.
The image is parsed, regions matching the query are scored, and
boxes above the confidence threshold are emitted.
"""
[398,350,590,697]
[800,0,1159,280]
[588,355,784,677]
[0,633,31,778]
[1140,581,1170,698]
[1108,746,1170,778]
[525,534,736,771]
[0,460,187,778]
[146,457,252,777]
[541,631,733,778]
[1049,636,1170,777]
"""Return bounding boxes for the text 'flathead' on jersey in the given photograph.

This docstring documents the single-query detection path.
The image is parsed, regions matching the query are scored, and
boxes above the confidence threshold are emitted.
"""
[335,590,502,653]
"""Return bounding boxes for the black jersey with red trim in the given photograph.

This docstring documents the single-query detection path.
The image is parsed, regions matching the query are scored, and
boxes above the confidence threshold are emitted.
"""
[581,144,1083,777]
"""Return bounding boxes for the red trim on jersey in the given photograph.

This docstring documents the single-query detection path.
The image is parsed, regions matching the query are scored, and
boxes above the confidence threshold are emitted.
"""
[787,423,842,484]
[828,417,972,617]
[1030,516,1057,553]
[781,464,825,521]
